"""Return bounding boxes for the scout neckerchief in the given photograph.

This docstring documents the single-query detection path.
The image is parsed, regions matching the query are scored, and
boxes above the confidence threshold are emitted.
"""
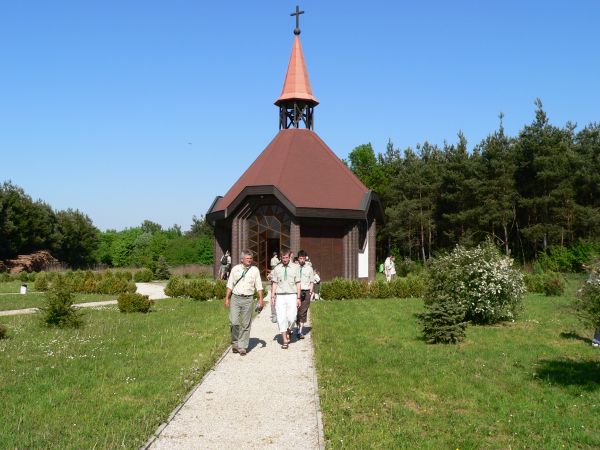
[233,266,250,289]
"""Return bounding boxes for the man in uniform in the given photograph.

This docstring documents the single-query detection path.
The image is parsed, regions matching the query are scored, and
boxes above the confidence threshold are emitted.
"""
[271,249,300,349]
[225,250,264,356]
[296,250,314,339]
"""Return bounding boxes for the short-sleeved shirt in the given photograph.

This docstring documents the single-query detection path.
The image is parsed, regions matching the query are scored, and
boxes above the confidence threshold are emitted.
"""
[227,264,263,296]
[297,263,314,290]
[272,263,299,294]
[270,256,280,268]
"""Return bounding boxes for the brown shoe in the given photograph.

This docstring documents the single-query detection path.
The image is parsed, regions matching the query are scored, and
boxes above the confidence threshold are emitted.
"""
[239,349,247,356]
[232,347,239,353]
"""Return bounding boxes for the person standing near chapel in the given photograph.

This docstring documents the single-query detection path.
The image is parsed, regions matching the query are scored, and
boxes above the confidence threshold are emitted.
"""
[296,250,314,339]
[271,249,301,349]
[384,254,396,282]
[270,251,280,269]
[225,250,264,356]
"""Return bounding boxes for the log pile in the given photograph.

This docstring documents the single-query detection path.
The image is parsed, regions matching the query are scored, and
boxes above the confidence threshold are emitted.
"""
[6,251,59,273]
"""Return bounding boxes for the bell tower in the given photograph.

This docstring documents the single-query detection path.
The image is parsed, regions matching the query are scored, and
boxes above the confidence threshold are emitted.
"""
[274,6,319,130]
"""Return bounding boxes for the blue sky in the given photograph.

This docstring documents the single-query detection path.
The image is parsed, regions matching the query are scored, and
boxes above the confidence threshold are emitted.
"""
[1,1,598,231]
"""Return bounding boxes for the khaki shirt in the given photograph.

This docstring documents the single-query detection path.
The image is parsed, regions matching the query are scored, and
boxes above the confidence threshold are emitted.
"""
[297,263,314,290]
[272,262,299,294]
[227,264,263,296]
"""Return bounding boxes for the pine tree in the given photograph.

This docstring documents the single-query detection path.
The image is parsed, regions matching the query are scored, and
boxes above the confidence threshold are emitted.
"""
[418,297,468,344]
[474,114,519,255]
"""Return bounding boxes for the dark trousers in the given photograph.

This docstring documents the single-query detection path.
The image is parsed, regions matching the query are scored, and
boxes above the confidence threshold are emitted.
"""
[297,290,311,323]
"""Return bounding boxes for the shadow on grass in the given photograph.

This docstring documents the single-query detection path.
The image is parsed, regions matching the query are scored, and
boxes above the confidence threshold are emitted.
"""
[560,331,592,344]
[536,358,600,391]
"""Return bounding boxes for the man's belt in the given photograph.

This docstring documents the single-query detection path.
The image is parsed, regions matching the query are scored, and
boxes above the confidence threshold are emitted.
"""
[275,292,296,295]
[233,293,253,298]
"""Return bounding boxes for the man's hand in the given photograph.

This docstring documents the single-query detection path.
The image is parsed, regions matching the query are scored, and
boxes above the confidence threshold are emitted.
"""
[258,298,264,310]
[225,297,230,308]
[296,298,301,308]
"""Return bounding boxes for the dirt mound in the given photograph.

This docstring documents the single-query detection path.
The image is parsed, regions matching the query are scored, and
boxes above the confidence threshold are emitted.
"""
[6,251,59,273]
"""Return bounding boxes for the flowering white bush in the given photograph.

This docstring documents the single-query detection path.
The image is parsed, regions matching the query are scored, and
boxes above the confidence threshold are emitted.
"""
[425,241,526,324]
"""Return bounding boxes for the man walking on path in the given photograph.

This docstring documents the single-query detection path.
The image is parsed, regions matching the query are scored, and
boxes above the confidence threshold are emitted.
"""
[296,250,314,339]
[272,250,300,349]
[225,250,264,356]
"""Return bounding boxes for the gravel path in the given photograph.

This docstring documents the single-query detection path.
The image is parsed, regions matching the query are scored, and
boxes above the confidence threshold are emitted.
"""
[146,304,324,450]
[0,282,167,316]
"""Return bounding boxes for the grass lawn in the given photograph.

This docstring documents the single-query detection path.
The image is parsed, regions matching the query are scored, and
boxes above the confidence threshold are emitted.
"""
[0,292,116,311]
[0,299,229,449]
[311,277,600,449]
[0,280,30,293]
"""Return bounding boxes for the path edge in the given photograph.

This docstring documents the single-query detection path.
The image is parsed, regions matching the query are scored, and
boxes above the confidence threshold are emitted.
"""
[310,339,326,450]
[140,344,232,450]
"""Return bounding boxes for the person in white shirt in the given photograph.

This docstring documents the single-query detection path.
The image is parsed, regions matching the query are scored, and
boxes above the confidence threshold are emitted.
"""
[225,250,264,356]
[270,252,280,269]
[384,255,396,282]
[295,250,314,339]
[271,250,301,349]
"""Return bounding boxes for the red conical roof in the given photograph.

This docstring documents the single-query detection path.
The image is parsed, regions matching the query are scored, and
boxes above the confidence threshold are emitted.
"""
[275,36,319,106]
[208,129,370,217]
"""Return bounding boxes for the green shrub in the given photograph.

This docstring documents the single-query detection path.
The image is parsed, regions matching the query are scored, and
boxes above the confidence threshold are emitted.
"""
[388,274,427,299]
[117,293,154,313]
[418,295,468,344]
[18,272,29,282]
[425,241,525,325]
[40,284,83,328]
[368,280,392,298]
[185,278,214,301]
[96,273,136,295]
[0,273,10,282]
[165,277,187,297]
[133,268,154,282]
[524,273,546,293]
[537,243,599,273]
[320,278,368,300]
[543,275,566,296]
[213,279,227,299]
[34,272,49,291]
[113,270,133,281]
[395,258,423,277]
[573,262,600,330]
[0,323,6,339]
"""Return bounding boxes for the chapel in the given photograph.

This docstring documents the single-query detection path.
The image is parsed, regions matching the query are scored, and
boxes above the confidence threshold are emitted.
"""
[206,7,383,281]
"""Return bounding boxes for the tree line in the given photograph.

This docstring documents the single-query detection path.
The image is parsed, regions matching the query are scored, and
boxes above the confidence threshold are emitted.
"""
[0,181,213,269]
[347,100,600,263]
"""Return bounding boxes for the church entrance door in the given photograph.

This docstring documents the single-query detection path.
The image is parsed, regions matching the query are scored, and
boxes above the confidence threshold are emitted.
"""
[248,205,291,279]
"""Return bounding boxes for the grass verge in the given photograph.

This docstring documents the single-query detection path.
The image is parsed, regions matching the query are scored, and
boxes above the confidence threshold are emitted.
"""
[0,299,229,449]
[311,277,600,449]
[0,293,116,311]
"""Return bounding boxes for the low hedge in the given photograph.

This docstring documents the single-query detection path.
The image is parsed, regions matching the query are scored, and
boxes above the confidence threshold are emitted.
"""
[34,270,136,295]
[133,268,154,283]
[0,323,7,339]
[320,274,427,300]
[117,293,153,313]
[165,276,228,301]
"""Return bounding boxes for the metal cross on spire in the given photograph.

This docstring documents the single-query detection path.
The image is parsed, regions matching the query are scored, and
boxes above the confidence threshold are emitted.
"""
[290,5,304,35]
